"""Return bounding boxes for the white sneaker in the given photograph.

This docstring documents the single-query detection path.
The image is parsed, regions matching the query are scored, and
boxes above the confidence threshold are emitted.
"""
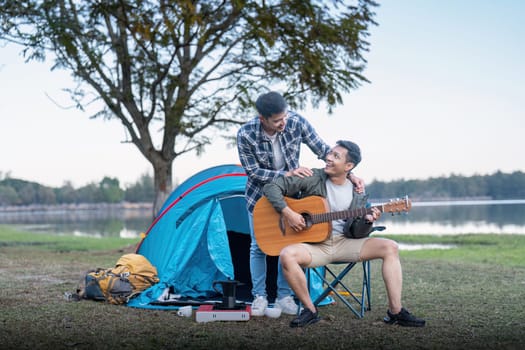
[251,295,268,316]
[275,295,299,315]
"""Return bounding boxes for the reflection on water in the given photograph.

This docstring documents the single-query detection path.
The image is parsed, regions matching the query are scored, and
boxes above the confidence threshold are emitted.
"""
[397,243,456,250]
[381,221,525,235]
[1,200,524,237]
[377,200,525,235]
[0,206,153,238]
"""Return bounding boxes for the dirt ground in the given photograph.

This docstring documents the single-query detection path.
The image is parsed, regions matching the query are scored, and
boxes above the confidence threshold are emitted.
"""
[1,241,525,349]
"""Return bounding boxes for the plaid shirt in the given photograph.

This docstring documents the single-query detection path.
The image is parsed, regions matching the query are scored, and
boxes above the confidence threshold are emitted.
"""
[237,111,330,213]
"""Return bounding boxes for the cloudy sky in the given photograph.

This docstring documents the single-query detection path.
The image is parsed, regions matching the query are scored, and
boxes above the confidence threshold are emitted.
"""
[1,0,523,188]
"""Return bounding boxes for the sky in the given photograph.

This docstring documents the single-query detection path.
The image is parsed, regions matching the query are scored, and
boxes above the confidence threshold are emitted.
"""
[1,1,524,189]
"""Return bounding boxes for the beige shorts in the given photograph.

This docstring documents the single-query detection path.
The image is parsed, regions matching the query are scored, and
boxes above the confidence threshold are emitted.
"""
[302,234,370,268]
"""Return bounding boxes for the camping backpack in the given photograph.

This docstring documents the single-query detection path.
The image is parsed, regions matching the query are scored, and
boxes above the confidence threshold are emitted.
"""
[78,253,160,305]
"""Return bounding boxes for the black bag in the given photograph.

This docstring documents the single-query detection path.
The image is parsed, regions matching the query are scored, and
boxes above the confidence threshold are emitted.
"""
[343,217,374,239]
[343,218,386,239]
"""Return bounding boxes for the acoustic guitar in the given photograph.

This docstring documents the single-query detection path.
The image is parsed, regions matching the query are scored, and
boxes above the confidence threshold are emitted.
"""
[253,195,412,256]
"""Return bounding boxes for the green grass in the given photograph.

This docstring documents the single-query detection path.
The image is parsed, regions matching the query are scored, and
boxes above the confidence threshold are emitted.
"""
[4,225,523,265]
[1,225,525,349]
[0,224,139,252]
[383,233,525,267]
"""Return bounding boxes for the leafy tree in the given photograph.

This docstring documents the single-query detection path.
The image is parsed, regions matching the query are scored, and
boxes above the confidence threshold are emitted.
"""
[100,176,125,202]
[75,183,101,203]
[16,183,37,204]
[124,172,155,203]
[0,0,378,214]
[55,181,78,203]
[36,186,57,204]
[0,185,20,205]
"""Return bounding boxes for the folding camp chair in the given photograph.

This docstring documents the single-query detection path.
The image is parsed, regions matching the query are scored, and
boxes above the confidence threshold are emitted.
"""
[305,261,371,318]
[302,226,386,319]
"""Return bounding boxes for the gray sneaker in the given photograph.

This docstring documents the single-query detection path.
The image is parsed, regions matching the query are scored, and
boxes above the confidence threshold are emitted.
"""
[275,295,299,315]
[250,295,268,316]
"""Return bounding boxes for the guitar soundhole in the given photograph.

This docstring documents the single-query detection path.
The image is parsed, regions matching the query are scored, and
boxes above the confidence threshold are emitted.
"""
[301,213,313,229]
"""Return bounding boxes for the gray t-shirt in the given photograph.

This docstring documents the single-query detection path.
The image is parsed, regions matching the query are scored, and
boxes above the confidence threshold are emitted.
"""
[325,179,354,236]
[264,131,285,171]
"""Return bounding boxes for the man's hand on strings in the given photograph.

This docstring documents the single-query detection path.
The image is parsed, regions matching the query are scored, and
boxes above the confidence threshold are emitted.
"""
[282,207,306,232]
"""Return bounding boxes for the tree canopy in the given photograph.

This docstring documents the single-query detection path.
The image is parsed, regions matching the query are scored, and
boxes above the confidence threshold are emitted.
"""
[0,0,378,214]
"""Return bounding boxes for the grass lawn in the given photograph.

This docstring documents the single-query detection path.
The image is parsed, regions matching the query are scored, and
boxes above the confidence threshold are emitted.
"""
[1,225,524,349]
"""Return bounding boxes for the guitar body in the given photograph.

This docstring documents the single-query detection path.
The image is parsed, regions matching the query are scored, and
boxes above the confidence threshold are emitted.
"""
[253,196,332,256]
[253,195,412,256]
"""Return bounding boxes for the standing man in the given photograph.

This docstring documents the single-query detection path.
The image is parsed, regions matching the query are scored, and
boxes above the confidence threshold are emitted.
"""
[236,91,364,316]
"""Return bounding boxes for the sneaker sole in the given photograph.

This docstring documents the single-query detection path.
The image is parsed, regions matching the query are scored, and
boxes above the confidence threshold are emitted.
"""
[289,316,321,328]
[275,300,299,315]
[397,320,426,327]
[278,308,299,315]
[383,316,425,327]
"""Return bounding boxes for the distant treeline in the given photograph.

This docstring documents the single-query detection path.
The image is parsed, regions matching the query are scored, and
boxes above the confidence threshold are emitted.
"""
[367,170,525,201]
[0,170,524,206]
[0,174,154,206]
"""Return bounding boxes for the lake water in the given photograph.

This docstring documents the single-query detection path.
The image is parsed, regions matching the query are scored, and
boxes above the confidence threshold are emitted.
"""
[377,199,525,235]
[0,205,153,239]
[1,200,524,238]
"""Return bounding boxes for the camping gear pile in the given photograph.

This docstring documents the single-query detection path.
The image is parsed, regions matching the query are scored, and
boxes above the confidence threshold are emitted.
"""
[74,253,159,304]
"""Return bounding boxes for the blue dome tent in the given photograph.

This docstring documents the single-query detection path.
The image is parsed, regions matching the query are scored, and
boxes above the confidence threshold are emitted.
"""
[128,164,328,309]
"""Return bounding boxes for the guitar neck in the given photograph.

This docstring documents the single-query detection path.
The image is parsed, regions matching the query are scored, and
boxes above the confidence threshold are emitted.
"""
[311,205,381,224]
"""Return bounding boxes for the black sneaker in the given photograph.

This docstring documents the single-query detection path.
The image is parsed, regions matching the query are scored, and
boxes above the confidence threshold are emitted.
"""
[290,308,321,328]
[383,308,426,327]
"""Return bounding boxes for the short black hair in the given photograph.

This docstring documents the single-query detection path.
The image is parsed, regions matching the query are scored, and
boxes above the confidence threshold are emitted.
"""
[336,140,361,166]
[255,91,287,118]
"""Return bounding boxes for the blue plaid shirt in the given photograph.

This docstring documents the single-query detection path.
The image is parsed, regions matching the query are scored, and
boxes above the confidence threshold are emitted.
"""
[237,111,330,213]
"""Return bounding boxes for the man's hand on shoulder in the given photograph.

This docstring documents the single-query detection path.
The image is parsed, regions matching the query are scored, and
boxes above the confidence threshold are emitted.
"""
[348,173,365,193]
[286,166,313,178]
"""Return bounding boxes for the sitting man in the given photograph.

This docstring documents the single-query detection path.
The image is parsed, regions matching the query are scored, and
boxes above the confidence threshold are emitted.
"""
[262,140,426,328]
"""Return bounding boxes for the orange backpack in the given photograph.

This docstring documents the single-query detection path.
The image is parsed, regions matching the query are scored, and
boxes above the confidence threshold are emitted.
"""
[80,253,159,304]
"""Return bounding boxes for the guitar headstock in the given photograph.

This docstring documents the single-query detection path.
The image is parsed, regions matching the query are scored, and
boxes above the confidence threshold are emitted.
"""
[381,196,412,215]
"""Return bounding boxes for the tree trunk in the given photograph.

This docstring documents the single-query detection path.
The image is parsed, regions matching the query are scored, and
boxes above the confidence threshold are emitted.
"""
[152,159,173,218]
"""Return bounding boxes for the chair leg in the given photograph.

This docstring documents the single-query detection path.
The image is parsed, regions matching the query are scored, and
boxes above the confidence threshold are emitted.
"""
[303,261,372,319]
[363,260,372,311]
[313,263,364,319]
